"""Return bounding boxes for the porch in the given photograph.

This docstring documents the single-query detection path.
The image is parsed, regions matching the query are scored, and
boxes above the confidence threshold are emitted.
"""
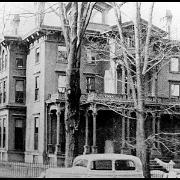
[45,92,180,164]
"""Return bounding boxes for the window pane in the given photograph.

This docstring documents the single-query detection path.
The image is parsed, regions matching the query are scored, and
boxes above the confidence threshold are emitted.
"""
[171,84,179,96]
[86,77,95,93]
[74,159,88,168]
[171,58,179,72]
[58,75,66,88]
[36,76,39,88]
[15,119,23,128]
[16,58,23,68]
[16,80,24,91]
[15,119,23,150]
[34,117,39,150]
[36,48,40,63]
[91,160,112,170]
[115,160,135,170]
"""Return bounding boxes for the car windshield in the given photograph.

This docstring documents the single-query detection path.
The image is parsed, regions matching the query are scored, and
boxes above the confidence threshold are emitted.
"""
[91,160,112,170]
[74,159,88,168]
[115,160,135,170]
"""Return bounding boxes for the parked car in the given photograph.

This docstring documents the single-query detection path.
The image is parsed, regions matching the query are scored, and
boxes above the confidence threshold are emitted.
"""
[39,153,144,178]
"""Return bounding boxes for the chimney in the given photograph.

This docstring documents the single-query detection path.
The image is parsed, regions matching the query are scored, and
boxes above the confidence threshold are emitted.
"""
[11,14,20,35]
[165,9,173,40]
[34,2,45,27]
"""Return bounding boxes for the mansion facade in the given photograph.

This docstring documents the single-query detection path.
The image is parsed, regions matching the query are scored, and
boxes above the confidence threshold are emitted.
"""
[0,2,180,165]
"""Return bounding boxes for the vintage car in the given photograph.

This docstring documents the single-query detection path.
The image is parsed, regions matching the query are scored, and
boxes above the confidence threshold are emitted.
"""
[39,153,144,178]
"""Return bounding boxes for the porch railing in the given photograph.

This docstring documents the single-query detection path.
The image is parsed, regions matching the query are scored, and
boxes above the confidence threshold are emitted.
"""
[47,92,180,106]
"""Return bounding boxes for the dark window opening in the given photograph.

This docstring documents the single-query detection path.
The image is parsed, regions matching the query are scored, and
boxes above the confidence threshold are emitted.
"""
[115,160,135,171]
[91,160,112,170]
[16,58,24,68]
[15,119,24,150]
[34,117,39,150]
[15,80,24,103]
[35,76,40,101]
[86,77,95,93]
[35,48,40,63]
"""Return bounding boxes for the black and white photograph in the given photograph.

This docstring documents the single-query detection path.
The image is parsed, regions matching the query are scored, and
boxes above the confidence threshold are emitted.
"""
[0,1,180,178]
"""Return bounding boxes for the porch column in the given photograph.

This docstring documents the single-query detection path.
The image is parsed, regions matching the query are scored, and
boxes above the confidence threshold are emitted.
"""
[55,103,61,155]
[126,111,130,142]
[152,113,156,135]
[1,120,3,148]
[157,114,161,149]
[91,104,98,154]
[121,65,125,94]
[47,111,53,154]
[83,110,90,154]
[121,111,126,153]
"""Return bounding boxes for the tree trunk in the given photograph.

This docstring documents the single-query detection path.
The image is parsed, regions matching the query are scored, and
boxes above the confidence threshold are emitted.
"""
[136,110,150,178]
[64,47,81,167]
[65,128,75,167]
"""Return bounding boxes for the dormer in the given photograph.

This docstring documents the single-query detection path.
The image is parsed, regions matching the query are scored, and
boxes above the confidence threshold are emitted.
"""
[91,2,112,24]
[66,2,112,25]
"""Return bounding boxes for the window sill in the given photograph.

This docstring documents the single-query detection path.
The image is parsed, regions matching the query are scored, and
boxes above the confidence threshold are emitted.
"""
[85,62,97,65]
[34,100,40,103]
[35,62,40,65]
[16,67,26,70]
[169,71,180,74]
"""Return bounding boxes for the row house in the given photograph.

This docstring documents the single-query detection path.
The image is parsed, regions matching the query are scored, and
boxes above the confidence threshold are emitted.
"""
[0,2,180,164]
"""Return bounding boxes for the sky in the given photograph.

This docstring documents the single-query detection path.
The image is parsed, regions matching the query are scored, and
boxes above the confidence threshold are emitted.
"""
[0,2,180,40]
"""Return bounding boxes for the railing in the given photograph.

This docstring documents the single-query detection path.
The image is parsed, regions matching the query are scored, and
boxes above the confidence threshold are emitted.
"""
[48,92,180,106]
[0,160,58,178]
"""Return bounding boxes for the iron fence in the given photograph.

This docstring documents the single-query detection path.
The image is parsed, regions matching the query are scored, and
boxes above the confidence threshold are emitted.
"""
[0,160,58,178]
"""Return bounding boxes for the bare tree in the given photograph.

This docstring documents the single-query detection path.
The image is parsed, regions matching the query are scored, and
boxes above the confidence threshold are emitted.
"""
[57,2,95,167]
[110,2,180,178]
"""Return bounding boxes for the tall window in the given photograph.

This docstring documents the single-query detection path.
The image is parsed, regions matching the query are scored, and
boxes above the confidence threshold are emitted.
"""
[0,82,2,104]
[0,57,1,71]
[35,47,40,63]
[125,35,135,48]
[15,119,24,150]
[86,77,95,93]
[34,117,39,150]
[170,57,180,72]
[87,49,97,64]
[35,76,40,101]
[0,117,6,148]
[58,75,66,93]
[170,83,180,97]
[15,80,24,103]
[3,80,6,103]
[57,46,67,63]
[16,58,24,68]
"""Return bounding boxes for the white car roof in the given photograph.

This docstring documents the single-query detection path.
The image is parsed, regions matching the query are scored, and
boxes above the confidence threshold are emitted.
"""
[73,153,143,171]
[74,153,141,162]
